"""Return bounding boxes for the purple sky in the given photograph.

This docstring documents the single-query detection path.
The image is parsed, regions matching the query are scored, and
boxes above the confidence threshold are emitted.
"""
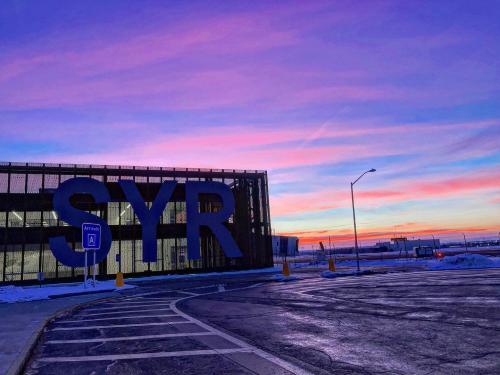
[0,1,499,246]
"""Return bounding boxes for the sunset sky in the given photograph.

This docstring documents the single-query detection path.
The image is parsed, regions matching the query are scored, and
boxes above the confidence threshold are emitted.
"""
[0,1,499,247]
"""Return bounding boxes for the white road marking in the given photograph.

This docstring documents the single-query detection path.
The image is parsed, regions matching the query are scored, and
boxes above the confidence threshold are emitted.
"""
[119,298,176,302]
[86,303,174,310]
[82,303,172,312]
[120,291,183,298]
[46,332,213,344]
[57,314,179,323]
[176,291,199,296]
[39,282,311,374]
[170,284,313,375]
[185,284,219,291]
[52,321,191,331]
[74,307,172,317]
[97,300,176,306]
[38,348,254,363]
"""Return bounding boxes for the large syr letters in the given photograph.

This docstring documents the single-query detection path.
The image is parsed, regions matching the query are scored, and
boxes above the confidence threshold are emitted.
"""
[49,178,242,267]
[49,178,112,268]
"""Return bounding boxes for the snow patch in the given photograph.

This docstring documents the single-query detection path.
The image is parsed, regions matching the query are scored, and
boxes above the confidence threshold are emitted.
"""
[0,280,135,304]
[429,254,499,270]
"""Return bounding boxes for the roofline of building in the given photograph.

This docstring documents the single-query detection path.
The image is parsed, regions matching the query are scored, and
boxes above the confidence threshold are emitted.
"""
[0,161,267,179]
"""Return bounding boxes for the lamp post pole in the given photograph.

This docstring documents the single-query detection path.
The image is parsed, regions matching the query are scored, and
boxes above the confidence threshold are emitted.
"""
[350,168,376,273]
[351,182,360,272]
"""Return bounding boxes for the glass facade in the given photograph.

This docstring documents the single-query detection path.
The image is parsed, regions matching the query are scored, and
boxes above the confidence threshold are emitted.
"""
[0,162,273,283]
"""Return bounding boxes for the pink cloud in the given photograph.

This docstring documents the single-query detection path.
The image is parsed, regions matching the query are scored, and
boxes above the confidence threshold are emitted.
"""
[413,173,500,196]
[270,190,344,216]
[0,10,299,81]
[270,168,500,217]
[3,4,486,111]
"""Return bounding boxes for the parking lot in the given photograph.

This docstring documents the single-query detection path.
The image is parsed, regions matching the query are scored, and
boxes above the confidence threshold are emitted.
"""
[26,268,500,374]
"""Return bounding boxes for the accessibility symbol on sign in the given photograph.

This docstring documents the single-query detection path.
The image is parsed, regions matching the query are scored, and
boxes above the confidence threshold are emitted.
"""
[87,234,96,247]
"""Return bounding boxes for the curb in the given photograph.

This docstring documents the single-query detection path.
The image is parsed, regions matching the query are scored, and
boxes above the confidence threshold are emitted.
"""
[5,294,118,375]
[48,288,118,299]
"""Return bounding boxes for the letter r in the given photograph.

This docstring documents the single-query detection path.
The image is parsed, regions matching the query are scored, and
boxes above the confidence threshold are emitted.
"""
[185,181,242,260]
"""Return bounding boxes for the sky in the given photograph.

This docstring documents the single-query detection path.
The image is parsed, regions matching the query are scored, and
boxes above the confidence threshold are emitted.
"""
[0,0,499,247]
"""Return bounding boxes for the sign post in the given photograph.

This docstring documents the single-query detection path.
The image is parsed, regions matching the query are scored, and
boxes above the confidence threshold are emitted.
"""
[82,223,101,288]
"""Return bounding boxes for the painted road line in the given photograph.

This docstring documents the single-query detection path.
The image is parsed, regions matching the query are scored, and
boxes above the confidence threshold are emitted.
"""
[105,299,176,304]
[176,291,199,296]
[37,348,255,363]
[46,332,214,344]
[170,284,313,375]
[113,297,177,302]
[97,300,176,306]
[185,284,220,290]
[84,302,174,309]
[120,291,184,298]
[57,314,179,323]
[52,321,192,331]
[74,307,173,317]
[86,302,174,309]
[82,303,172,312]
[126,297,181,302]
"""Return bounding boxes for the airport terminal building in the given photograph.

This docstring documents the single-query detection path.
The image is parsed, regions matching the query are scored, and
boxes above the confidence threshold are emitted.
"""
[0,162,273,283]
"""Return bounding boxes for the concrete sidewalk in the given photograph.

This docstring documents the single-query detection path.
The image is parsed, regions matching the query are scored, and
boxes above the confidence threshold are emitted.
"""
[0,291,120,375]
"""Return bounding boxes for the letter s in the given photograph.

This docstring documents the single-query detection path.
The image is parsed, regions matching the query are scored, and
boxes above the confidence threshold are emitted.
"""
[49,177,111,267]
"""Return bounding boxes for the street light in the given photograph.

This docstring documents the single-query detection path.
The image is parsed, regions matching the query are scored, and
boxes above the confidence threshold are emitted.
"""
[351,168,376,272]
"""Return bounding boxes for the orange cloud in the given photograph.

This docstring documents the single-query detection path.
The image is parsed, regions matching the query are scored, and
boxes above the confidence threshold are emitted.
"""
[281,224,499,248]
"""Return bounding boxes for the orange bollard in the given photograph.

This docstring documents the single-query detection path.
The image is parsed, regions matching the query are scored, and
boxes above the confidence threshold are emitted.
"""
[282,260,290,277]
[328,258,336,272]
[115,272,125,287]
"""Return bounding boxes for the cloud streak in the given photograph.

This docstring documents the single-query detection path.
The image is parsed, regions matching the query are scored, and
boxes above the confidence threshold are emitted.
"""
[0,1,499,246]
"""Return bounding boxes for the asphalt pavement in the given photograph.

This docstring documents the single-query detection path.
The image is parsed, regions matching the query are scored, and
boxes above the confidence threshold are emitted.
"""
[0,291,119,375]
[24,275,308,374]
[181,268,500,374]
[24,268,500,374]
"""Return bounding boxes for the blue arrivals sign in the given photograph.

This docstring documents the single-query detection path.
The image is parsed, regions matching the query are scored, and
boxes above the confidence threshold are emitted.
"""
[82,223,101,250]
[48,178,242,268]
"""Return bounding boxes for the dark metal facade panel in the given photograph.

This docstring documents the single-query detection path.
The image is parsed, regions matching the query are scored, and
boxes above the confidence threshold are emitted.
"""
[0,162,273,284]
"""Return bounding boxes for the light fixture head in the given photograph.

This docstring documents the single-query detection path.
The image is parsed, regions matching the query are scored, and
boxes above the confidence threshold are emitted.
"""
[369,168,376,172]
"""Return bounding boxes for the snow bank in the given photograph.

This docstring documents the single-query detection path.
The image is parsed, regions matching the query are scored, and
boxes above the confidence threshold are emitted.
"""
[0,279,135,304]
[429,254,500,270]
[128,266,280,282]
[0,266,280,304]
